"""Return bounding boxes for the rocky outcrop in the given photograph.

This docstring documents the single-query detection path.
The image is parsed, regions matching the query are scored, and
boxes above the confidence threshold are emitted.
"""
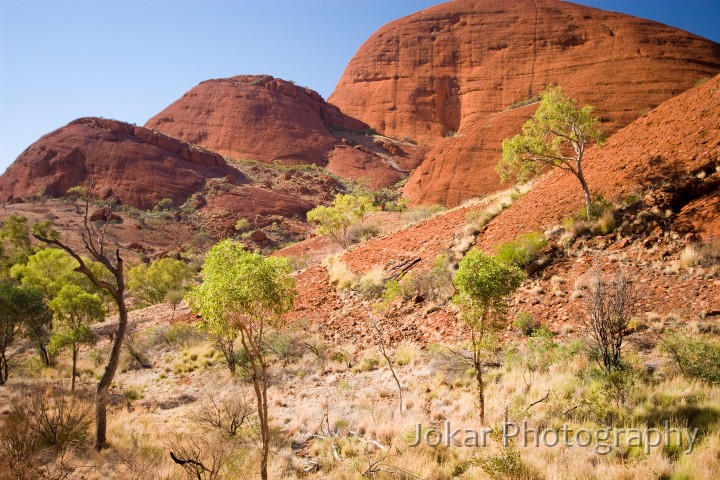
[330,0,720,205]
[145,75,369,165]
[0,117,240,209]
[145,75,423,189]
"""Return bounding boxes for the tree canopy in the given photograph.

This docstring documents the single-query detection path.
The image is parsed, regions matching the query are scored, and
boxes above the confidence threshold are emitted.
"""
[306,194,375,249]
[498,85,605,219]
[128,257,196,306]
[49,284,106,390]
[187,239,295,331]
[0,282,50,384]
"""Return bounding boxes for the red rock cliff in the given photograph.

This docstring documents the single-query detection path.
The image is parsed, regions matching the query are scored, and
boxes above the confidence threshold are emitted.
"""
[0,117,238,210]
[145,75,369,166]
[329,0,720,205]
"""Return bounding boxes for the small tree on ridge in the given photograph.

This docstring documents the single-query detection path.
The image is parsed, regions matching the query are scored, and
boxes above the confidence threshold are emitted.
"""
[498,85,605,219]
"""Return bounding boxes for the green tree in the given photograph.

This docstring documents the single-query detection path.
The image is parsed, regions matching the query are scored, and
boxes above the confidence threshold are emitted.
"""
[0,215,33,276]
[498,85,605,219]
[453,250,524,424]
[306,193,375,249]
[49,285,106,390]
[186,239,296,480]
[128,257,196,306]
[0,283,50,384]
[11,248,87,298]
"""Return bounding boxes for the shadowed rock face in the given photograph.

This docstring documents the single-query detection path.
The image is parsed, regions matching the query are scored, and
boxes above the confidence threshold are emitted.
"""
[330,0,720,206]
[0,117,240,210]
[145,75,369,166]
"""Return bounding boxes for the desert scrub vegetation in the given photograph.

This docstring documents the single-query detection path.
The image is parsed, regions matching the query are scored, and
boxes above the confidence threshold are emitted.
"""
[375,254,456,312]
[1,307,719,479]
[306,193,376,250]
[494,231,547,270]
[679,239,720,269]
[401,204,446,227]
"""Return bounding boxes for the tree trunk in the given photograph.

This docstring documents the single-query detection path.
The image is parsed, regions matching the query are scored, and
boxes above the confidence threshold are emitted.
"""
[0,352,7,385]
[576,170,593,220]
[95,300,128,450]
[475,358,485,425]
[260,362,270,480]
[40,346,50,366]
[240,327,270,480]
[71,344,78,391]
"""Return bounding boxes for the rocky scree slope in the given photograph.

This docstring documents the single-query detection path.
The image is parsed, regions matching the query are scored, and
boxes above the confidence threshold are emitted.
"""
[286,73,720,345]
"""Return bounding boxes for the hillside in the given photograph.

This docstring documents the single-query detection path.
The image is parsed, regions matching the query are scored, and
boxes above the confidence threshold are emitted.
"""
[282,73,720,343]
[0,117,233,210]
[146,75,423,190]
[330,0,720,205]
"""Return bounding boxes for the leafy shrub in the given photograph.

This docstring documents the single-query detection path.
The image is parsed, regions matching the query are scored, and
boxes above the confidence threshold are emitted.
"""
[494,231,547,269]
[663,333,720,385]
[154,198,175,212]
[234,218,251,233]
[474,447,529,479]
[66,185,87,201]
[580,194,612,221]
[307,194,375,249]
[346,222,381,245]
[352,355,380,373]
[512,311,538,336]
[128,257,196,306]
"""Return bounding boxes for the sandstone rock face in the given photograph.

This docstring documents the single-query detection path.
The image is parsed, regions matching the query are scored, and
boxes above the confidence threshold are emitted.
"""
[145,75,369,165]
[330,0,720,205]
[0,117,238,209]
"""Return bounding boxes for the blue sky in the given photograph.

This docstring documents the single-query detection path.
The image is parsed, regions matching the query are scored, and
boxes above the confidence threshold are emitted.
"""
[1,1,719,174]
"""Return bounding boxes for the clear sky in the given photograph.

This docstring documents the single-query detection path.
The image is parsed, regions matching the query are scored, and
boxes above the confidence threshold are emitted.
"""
[1,0,718,175]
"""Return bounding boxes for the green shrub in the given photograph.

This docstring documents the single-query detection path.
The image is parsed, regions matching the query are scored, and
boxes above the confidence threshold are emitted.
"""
[352,355,380,373]
[66,185,87,201]
[346,222,381,245]
[663,333,720,385]
[512,311,537,336]
[154,198,175,212]
[494,231,547,268]
[580,194,612,221]
[474,447,529,479]
[400,254,455,303]
[234,218,251,233]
